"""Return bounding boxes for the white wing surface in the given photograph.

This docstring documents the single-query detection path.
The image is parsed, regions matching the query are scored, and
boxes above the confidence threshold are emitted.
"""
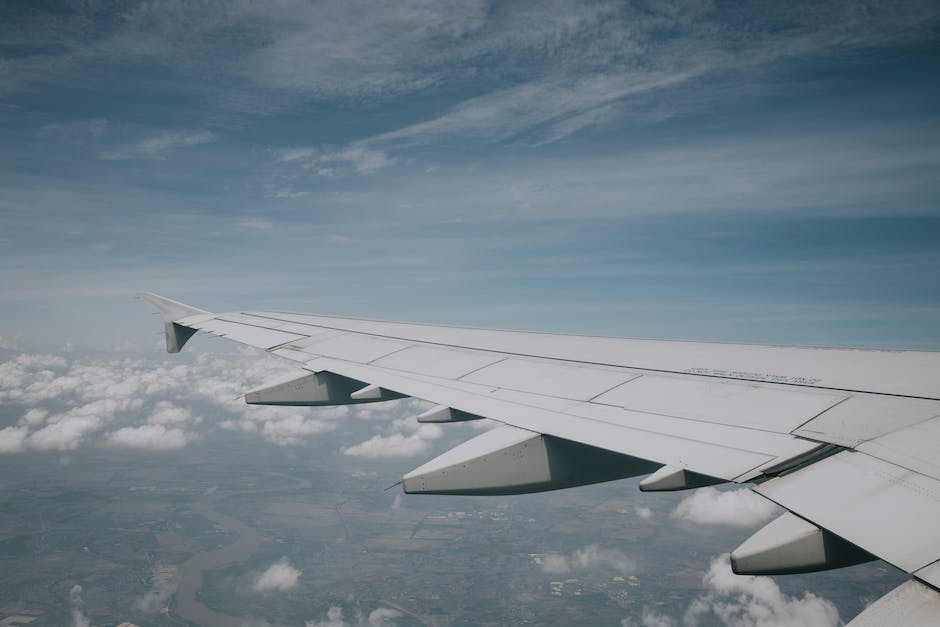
[140,292,940,624]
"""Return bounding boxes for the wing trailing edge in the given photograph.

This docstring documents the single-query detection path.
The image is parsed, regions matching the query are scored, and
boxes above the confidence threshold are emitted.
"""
[845,579,940,626]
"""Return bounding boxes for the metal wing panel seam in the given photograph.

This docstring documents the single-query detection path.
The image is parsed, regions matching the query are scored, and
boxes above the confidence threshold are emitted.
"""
[308,358,784,479]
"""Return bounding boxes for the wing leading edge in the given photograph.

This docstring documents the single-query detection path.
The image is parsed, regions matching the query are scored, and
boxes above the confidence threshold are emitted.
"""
[139,292,940,625]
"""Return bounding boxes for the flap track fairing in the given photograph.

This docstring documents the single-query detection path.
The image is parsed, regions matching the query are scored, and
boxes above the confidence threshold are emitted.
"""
[349,384,406,402]
[245,371,397,406]
[416,405,484,423]
[731,511,875,575]
[639,465,725,491]
[402,426,659,496]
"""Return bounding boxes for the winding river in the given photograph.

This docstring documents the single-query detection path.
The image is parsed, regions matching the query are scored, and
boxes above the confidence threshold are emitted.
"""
[172,473,311,626]
[174,497,264,627]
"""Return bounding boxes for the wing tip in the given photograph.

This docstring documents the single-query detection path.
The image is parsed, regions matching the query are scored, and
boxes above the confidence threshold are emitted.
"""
[138,291,209,321]
[138,291,208,353]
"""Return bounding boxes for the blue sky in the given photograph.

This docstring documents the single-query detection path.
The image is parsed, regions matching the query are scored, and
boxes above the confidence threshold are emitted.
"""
[2,0,939,351]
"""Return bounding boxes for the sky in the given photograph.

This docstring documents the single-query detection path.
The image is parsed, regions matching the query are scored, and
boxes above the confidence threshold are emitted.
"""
[1,0,939,351]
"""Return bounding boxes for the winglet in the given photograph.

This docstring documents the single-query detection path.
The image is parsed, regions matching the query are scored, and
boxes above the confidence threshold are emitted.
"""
[137,292,210,353]
[138,292,209,321]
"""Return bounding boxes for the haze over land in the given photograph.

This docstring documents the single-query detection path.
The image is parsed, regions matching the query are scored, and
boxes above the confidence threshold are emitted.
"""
[1,1,938,625]
[0,343,905,625]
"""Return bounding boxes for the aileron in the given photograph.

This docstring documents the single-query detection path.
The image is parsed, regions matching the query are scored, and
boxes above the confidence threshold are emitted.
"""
[755,450,940,574]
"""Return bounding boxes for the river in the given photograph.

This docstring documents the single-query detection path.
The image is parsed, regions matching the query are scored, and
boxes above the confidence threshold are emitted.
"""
[172,473,311,626]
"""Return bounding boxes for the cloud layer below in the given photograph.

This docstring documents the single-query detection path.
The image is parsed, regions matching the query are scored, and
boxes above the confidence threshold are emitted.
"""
[672,487,779,527]
[0,348,442,457]
[253,557,302,592]
[630,553,840,627]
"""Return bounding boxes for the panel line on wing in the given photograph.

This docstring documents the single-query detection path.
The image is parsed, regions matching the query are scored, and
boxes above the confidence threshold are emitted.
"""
[785,395,853,434]
[755,451,940,574]
[587,375,645,402]
[365,344,412,364]
[305,357,823,480]
[239,311,940,401]
[455,357,510,379]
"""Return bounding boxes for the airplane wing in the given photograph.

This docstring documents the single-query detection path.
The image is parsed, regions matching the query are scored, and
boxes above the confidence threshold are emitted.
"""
[139,291,940,624]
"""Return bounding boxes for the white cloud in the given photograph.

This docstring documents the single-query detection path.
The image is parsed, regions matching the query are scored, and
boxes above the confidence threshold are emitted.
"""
[0,347,476,457]
[331,146,395,173]
[283,74,688,175]
[136,565,178,613]
[533,104,619,146]
[138,130,216,155]
[28,415,102,451]
[540,544,634,575]
[343,421,442,459]
[253,557,302,592]
[7,0,939,117]
[233,1,490,100]
[148,402,195,425]
[239,217,274,231]
[0,353,69,403]
[342,432,429,459]
[276,145,396,176]
[70,584,90,627]
[304,605,402,627]
[0,426,29,453]
[350,400,420,421]
[217,398,345,445]
[635,506,652,520]
[689,554,839,627]
[100,129,216,160]
[18,395,146,452]
[672,487,779,527]
[306,606,346,627]
[22,408,49,425]
[277,148,317,162]
[0,347,341,454]
[367,608,402,626]
[625,554,840,627]
[105,424,193,450]
[251,1,940,178]
[267,189,309,199]
[369,73,693,148]
[469,418,500,431]
[623,609,674,627]
[259,415,334,446]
